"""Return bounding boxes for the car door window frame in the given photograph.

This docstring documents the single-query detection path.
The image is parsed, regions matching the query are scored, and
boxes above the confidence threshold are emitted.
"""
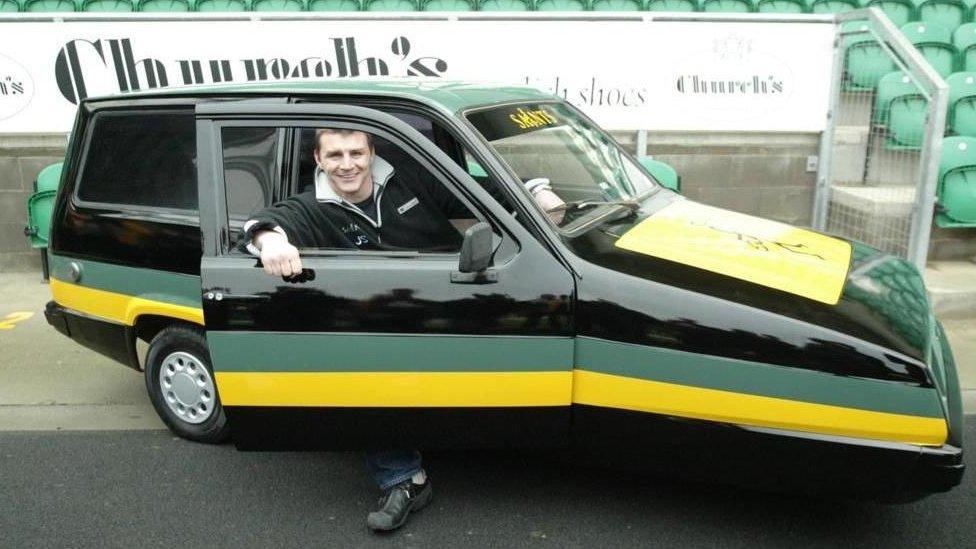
[208,116,505,261]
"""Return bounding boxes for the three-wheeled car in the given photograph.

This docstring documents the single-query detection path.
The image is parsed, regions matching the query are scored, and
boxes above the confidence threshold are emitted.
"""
[33,81,963,502]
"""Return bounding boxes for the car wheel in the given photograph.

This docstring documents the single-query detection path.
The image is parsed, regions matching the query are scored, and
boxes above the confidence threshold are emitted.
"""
[145,325,230,444]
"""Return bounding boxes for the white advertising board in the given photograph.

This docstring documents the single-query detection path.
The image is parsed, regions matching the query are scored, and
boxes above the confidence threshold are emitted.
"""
[0,17,835,133]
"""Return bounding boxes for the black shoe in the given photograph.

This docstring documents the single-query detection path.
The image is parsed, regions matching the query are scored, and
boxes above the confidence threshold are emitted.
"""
[366,478,433,532]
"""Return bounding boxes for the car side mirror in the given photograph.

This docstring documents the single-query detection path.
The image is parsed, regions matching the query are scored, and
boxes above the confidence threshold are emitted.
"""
[452,222,497,284]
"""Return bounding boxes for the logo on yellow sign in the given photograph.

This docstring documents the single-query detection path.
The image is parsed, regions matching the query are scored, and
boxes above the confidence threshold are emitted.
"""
[615,200,852,305]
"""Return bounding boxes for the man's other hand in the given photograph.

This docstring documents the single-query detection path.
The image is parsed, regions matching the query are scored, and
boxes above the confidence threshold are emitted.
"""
[255,230,303,277]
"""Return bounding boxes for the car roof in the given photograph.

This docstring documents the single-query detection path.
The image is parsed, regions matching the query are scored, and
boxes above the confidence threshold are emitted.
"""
[87,79,559,115]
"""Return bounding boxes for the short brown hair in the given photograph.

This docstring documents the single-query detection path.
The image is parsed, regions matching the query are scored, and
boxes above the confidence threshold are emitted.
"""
[314,128,374,153]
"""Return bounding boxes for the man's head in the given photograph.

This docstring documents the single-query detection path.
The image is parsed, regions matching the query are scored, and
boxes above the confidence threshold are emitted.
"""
[314,129,375,203]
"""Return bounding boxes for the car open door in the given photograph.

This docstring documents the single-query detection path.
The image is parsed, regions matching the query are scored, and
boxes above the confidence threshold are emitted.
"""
[195,101,576,450]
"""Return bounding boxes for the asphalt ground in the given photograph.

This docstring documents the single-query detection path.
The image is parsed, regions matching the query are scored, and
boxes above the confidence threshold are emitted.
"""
[0,425,973,548]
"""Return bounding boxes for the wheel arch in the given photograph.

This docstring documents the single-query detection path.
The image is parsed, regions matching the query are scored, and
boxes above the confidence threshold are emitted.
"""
[132,314,206,370]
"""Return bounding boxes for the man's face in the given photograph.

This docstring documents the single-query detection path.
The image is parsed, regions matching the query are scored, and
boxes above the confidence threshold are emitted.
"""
[314,131,374,202]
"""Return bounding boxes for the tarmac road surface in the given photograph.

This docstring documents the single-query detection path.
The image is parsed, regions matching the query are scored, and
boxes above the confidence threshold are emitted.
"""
[0,423,973,548]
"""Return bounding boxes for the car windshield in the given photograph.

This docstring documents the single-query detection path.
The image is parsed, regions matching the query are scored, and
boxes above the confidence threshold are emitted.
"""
[466,101,658,228]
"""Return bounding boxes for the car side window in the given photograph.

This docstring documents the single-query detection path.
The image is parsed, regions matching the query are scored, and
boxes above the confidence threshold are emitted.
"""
[221,126,282,245]
[76,109,197,211]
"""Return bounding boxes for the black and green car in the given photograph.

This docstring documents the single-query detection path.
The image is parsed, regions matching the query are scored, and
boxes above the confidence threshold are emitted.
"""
[32,81,963,502]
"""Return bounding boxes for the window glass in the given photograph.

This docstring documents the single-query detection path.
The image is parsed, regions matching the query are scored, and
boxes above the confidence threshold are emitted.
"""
[77,110,197,210]
[242,126,476,254]
[221,126,280,242]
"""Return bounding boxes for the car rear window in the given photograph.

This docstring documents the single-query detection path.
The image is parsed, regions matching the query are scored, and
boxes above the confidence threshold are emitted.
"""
[76,109,197,211]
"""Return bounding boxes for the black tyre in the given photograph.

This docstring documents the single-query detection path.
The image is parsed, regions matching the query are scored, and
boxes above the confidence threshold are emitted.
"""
[145,325,230,444]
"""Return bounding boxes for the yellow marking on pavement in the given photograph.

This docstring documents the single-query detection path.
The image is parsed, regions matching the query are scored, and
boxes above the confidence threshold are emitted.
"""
[0,312,34,330]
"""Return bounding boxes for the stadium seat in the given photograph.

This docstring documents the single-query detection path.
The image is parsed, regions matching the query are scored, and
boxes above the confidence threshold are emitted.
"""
[137,0,191,10]
[645,0,697,9]
[700,0,752,11]
[307,0,359,9]
[0,0,19,10]
[875,71,917,124]
[936,136,976,227]
[756,0,807,12]
[810,0,858,12]
[535,0,588,8]
[844,21,896,90]
[478,0,531,8]
[422,0,474,8]
[886,92,928,148]
[251,0,304,8]
[900,21,957,78]
[24,0,76,10]
[591,0,641,9]
[363,0,416,8]
[638,157,680,192]
[82,0,133,8]
[916,0,968,33]
[948,72,976,136]
[194,0,248,9]
[863,0,914,26]
[954,22,976,71]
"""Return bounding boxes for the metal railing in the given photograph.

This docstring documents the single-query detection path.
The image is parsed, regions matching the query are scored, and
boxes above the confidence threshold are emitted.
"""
[812,8,947,270]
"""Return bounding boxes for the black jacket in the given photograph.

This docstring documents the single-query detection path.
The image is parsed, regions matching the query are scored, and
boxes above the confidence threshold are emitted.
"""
[244,156,470,252]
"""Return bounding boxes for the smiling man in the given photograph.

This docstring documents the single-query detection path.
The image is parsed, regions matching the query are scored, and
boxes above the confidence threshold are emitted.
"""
[244,128,473,277]
[242,128,474,531]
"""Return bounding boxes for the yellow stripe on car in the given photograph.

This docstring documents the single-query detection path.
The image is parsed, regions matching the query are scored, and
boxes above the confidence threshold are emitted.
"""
[615,200,852,305]
[572,370,947,446]
[50,278,204,326]
[215,371,574,407]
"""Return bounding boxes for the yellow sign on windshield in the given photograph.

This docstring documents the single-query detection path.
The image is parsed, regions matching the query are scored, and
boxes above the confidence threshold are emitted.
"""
[615,200,852,305]
[509,107,558,130]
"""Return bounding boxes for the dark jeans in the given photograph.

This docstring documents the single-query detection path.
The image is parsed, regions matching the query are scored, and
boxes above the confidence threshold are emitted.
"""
[365,450,423,490]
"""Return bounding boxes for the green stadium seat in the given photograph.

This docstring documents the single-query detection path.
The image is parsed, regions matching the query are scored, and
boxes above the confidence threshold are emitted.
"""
[307,0,359,9]
[82,0,133,9]
[364,0,416,8]
[591,0,641,8]
[810,0,858,12]
[535,0,588,8]
[901,21,957,78]
[875,70,917,124]
[252,0,304,8]
[26,163,63,250]
[948,72,976,136]
[844,21,896,90]
[886,93,928,148]
[0,0,19,10]
[478,0,531,7]
[638,157,680,192]
[916,0,967,33]
[194,0,248,9]
[137,0,190,10]
[701,0,752,10]
[756,0,807,12]
[422,0,474,8]
[645,0,697,8]
[24,0,76,10]
[953,22,976,71]
[864,0,914,26]
[936,136,976,226]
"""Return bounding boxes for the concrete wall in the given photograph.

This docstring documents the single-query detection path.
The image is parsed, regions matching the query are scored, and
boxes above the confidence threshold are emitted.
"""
[0,134,66,272]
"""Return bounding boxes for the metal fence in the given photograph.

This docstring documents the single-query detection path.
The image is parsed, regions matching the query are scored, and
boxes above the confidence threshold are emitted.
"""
[812,8,947,270]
